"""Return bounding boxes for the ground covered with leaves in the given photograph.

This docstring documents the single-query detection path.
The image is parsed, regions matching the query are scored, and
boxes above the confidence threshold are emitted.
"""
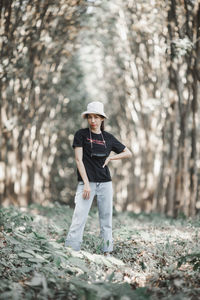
[0,203,200,300]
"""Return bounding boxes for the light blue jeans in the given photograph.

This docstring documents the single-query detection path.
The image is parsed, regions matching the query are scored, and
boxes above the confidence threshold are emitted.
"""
[65,181,113,252]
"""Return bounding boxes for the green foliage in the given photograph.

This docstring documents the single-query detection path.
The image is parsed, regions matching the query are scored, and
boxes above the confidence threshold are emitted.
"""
[178,253,200,271]
[0,204,200,299]
[70,278,151,300]
[1,0,199,220]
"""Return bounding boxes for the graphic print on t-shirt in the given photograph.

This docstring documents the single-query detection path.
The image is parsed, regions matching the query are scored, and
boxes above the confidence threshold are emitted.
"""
[87,137,105,146]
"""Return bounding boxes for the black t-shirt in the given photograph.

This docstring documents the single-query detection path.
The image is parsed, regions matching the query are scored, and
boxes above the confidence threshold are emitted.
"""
[72,128,126,182]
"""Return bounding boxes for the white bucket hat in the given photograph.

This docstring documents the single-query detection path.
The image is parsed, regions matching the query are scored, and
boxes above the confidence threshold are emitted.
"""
[81,101,108,119]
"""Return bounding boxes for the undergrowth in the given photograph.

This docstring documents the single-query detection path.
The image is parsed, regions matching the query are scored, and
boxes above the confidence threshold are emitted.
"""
[0,203,200,299]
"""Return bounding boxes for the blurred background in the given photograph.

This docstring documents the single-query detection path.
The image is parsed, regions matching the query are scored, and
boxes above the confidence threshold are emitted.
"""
[0,0,200,217]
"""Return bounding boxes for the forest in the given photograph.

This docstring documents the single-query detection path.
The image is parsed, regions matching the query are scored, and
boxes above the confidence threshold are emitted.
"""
[0,0,200,299]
